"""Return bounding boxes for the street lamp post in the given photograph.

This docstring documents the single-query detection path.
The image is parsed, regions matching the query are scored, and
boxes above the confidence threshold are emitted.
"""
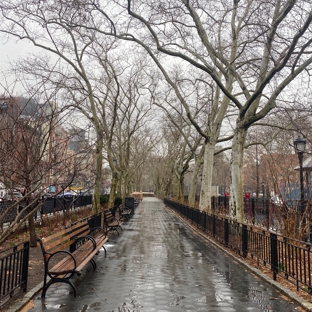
[294,136,306,223]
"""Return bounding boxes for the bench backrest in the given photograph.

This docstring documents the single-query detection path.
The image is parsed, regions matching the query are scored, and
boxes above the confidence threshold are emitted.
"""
[37,221,90,259]
[104,210,115,224]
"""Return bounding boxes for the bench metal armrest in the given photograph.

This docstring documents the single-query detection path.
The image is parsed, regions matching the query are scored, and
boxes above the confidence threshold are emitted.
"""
[89,227,107,237]
[46,250,77,276]
[73,235,96,250]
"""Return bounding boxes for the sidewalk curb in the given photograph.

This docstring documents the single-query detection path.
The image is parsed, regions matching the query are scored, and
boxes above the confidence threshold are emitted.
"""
[167,208,312,312]
[6,283,43,312]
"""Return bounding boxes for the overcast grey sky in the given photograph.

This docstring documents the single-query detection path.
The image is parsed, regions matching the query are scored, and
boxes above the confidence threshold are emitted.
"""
[0,39,38,94]
[1,39,31,63]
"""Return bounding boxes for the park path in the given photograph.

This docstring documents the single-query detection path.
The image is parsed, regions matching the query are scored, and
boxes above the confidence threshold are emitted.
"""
[28,197,301,311]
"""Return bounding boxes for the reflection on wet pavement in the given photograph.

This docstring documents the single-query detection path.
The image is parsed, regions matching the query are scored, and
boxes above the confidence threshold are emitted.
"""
[29,197,301,312]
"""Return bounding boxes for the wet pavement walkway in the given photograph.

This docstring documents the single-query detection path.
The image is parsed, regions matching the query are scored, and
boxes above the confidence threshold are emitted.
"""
[28,197,302,311]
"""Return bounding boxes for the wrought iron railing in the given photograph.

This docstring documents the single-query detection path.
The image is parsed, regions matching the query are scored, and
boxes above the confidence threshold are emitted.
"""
[164,198,312,295]
[0,242,29,305]
[0,195,93,225]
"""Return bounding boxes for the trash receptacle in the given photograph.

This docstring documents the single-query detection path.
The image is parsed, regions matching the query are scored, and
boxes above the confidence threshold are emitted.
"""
[125,196,135,210]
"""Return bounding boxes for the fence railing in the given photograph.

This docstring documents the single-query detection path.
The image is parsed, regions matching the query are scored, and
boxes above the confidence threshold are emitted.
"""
[164,198,312,295]
[0,209,104,307]
[40,195,92,215]
[197,195,294,232]
[0,242,29,305]
[0,195,93,226]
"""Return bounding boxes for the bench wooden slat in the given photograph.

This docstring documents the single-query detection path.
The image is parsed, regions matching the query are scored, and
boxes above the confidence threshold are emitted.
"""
[104,210,122,235]
[41,222,90,252]
[37,218,108,298]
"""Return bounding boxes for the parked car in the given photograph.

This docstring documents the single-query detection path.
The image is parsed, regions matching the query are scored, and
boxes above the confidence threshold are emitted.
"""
[42,192,55,199]
[2,191,23,202]
[57,191,74,197]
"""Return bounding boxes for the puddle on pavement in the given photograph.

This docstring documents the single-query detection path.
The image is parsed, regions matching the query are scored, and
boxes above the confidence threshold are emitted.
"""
[78,302,102,311]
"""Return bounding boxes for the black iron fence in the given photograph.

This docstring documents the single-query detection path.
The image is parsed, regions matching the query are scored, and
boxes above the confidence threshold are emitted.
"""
[204,195,288,231]
[164,198,312,295]
[0,209,103,307]
[0,195,93,225]
[40,195,92,214]
[0,242,29,305]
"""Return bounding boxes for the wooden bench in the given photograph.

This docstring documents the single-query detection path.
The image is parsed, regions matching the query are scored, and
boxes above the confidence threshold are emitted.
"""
[120,205,133,221]
[37,219,108,298]
[104,209,122,235]
[134,198,140,207]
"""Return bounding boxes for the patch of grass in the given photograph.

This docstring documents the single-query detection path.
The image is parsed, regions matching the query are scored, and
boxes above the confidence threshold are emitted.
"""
[278,262,285,273]
[71,214,79,222]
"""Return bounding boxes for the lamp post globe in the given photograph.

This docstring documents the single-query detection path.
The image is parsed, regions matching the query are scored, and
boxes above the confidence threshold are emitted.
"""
[294,136,306,153]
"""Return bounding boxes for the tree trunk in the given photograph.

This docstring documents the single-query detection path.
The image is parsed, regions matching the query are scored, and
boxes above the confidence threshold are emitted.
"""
[178,175,184,203]
[109,172,118,208]
[28,214,37,247]
[173,176,179,200]
[166,178,172,198]
[93,138,103,214]
[188,170,199,208]
[199,142,215,212]
[229,126,247,223]
[188,146,204,208]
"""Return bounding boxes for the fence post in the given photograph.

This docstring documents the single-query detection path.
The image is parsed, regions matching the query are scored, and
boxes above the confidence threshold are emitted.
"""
[225,196,229,213]
[242,224,248,257]
[196,209,199,227]
[224,218,229,246]
[270,233,278,281]
[213,215,216,237]
[266,198,270,230]
[251,198,255,225]
[21,241,30,291]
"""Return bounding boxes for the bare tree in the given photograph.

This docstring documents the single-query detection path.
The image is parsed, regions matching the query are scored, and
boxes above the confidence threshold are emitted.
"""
[89,0,312,222]
[2,1,312,224]
[246,105,312,238]
[0,1,122,212]
[152,86,207,205]
[0,95,75,246]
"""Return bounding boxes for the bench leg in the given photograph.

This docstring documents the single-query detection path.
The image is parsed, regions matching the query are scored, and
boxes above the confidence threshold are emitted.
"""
[102,246,107,257]
[41,276,77,298]
[106,227,120,236]
[95,245,107,256]
[90,258,96,271]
